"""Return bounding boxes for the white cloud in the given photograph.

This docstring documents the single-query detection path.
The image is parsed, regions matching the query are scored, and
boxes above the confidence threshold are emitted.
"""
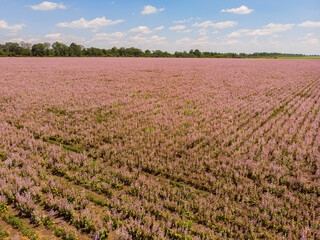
[129,35,147,42]
[227,29,250,37]
[6,37,24,42]
[228,23,294,37]
[198,36,209,41]
[141,5,165,15]
[106,32,126,38]
[176,37,192,44]
[26,38,41,43]
[128,34,166,44]
[193,20,237,29]
[249,23,294,36]
[298,21,320,28]
[221,5,254,15]
[169,25,186,31]
[150,35,166,42]
[154,26,164,31]
[45,33,63,39]
[10,38,40,45]
[198,28,208,36]
[5,32,19,37]
[176,36,212,47]
[129,26,152,34]
[173,17,194,24]
[57,17,124,30]
[306,33,314,37]
[299,33,320,45]
[224,40,241,45]
[0,20,26,31]
[129,25,163,34]
[87,32,127,43]
[30,1,66,10]
[44,32,85,43]
[303,38,320,45]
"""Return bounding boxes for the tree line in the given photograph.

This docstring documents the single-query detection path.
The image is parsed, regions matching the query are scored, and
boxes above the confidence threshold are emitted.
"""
[0,41,308,58]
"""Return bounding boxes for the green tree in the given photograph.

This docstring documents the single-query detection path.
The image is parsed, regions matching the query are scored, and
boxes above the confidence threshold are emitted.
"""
[85,47,102,56]
[111,47,118,57]
[144,49,151,57]
[189,49,195,57]
[52,42,68,56]
[125,47,144,57]
[4,42,23,56]
[32,43,46,56]
[69,43,83,57]
[152,50,165,57]
[118,47,126,56]
[193,49,201,58]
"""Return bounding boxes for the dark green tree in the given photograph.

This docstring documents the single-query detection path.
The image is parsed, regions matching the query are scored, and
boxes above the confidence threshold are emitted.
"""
[193,49,201,58]
[52,42,69,56]
[111,47,118,57]
[125,47,144,57]
[69,43,83,57]
[144,49,151,57]
[32,43,46,56]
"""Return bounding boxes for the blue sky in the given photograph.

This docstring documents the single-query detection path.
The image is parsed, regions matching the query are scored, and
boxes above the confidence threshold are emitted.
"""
[1,0,320,54]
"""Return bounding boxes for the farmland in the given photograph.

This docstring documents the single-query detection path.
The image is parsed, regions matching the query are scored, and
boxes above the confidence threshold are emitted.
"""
[0,58,319,239]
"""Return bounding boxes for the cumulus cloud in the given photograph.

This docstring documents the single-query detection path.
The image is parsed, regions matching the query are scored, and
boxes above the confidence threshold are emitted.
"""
[303,38,320,45]
[88,32,126,43]
[25,38,42,43]
[141,5,165,15]
[227,29,250,38]
[129,35,147,42]
[176,36,212,47]
[6,37,24,42]
[129,26,164,34]
[150,35,166,42]
[57,17,124,30]
[176,37,192,44]
[30,1,66,10]
[198,28,208,36]
[173,17,194,24]
[45,33,63,39]
[129,26,152,34]
[224,40,241,45]
[228,23,294,37]
[169,25,186,31]
[0,20,26,31]
[44,32,85,43]
[299,33,320,45]
[5,32,19,37]
[128,34,166,45]
[154,26,164,31]
[193,20,237,29]
[304,38,319,45]
[221,5,254,14]
[298,21,320,28]
[5,37,42,43]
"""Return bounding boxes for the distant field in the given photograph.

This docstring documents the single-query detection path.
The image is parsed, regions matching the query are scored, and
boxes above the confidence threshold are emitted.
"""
[0,58,319,239]
[277,56,320,59]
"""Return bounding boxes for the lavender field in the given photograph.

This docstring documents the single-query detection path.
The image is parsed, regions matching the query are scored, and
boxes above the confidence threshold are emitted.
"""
[0,58,319,240]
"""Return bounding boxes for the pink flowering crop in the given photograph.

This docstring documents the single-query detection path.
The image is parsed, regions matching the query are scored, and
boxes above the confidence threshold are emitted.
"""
[0,57,319,239]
